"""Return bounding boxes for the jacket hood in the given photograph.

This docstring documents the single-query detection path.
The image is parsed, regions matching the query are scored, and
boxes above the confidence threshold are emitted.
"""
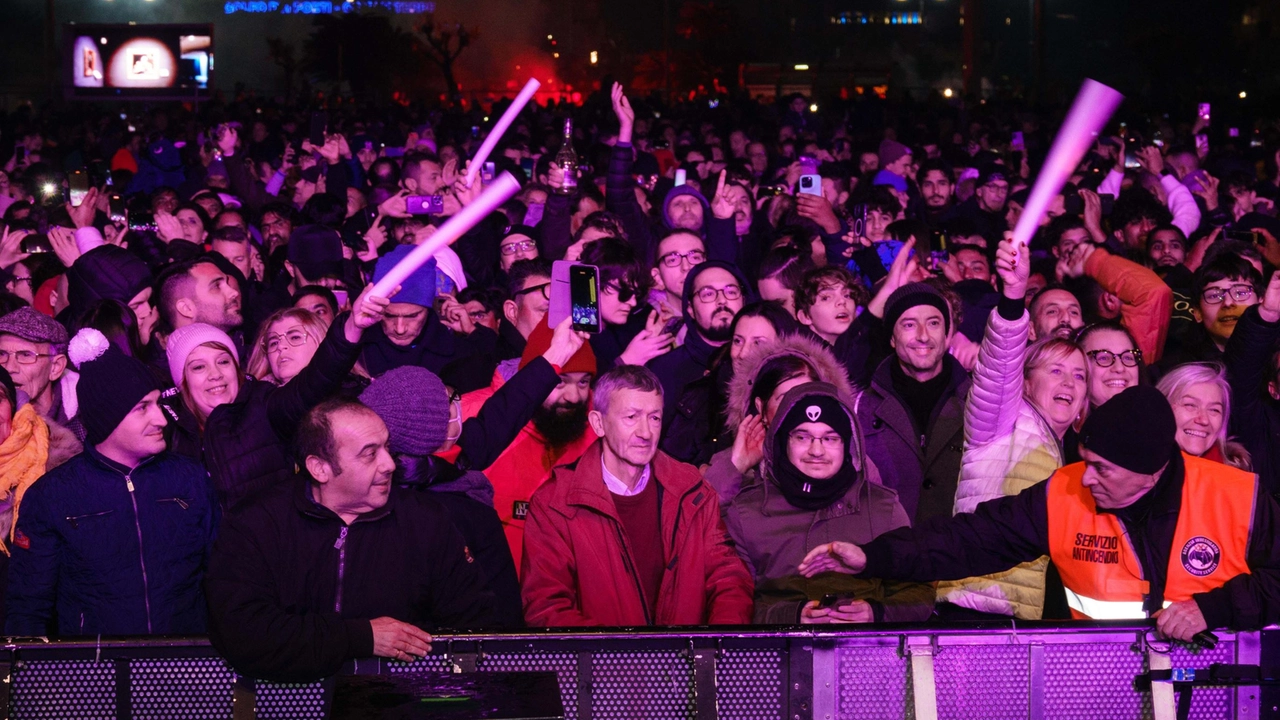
[662,184,710,230]
[725,332,856,433]
[761,381,863,483]
[67,245,154,313]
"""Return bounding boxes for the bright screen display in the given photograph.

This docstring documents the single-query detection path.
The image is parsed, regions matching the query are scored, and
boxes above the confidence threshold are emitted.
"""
[67,24,212,98]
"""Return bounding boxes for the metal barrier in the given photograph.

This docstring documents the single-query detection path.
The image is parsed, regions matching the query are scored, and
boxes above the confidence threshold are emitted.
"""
[0,622,1267,719]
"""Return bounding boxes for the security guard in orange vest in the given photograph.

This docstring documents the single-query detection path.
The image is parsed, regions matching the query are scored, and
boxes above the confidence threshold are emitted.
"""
[797,385,1280,641]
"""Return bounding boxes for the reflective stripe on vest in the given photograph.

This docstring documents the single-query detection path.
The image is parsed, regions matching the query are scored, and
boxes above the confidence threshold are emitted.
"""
[1047,453,1257,620]
[1064,590,1174,620]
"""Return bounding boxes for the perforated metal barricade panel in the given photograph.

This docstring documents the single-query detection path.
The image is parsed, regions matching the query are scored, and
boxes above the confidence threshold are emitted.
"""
[253,680,326,719]
[12,659,115,720]
[718,648,785,720]
[835,644,910,720]
[1169,638,1238,720]
[591,650,696,719]
[130,657,235,720]
[934,643,1029,719]
[1044,641,1149,719]
[481,650,581,719]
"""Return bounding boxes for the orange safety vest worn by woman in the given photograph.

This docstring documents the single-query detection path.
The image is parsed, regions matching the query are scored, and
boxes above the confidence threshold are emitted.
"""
[1046,453,1255,620]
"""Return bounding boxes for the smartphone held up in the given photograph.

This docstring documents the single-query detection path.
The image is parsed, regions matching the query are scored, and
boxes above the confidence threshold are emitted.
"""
[549,260,602,334]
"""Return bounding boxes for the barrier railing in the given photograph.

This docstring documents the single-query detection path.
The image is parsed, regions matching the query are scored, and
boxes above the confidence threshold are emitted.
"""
[0,622,1268,719]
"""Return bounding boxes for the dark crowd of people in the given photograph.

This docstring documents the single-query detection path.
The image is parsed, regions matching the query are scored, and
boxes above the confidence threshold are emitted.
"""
[0,82,1278,682]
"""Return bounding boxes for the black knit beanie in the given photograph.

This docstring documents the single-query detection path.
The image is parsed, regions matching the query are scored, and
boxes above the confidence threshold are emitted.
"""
[883,282,951,334]
[1079,385,1178,474]
[69,328,159,445]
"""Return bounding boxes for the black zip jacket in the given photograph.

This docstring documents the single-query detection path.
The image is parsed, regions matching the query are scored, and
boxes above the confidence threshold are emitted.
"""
[860,453,1280,632]
[205,477,494,683]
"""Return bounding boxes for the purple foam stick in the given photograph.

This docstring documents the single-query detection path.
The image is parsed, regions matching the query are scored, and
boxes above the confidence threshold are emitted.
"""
[368,172,521,299]
[1011,79,1124,248]
[464,78,542,187]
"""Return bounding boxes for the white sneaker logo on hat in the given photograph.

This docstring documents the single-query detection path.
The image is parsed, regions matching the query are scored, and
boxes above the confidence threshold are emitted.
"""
[805,405,822,422]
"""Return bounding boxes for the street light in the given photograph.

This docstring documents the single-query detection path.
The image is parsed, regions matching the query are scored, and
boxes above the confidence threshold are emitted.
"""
[943,88,953,98]
[1239,91,1248,99]
[794,64,810,71]
[590,51,598,65]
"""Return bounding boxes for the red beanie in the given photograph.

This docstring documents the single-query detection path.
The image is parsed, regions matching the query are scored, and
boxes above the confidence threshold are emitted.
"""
[519,316,597,375]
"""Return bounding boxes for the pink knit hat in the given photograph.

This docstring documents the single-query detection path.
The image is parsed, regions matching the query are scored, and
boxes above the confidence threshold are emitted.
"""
[166,323,239,387]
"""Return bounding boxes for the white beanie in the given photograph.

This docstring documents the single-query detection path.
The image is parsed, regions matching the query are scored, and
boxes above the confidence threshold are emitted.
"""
[166,323,239,387]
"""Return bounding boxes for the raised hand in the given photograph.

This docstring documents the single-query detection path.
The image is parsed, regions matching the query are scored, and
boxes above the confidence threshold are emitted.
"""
[1192,173,1219,210]
[345,283,395,341]
[1258,271,1280,323]
[611,82,635,144]
[542,315,590,367]
[795,194,841,234]
[618,310,675,366]
[709,171,734,220]
[155,211,184,244]
[868,237,919,319]
[67,187,101,229]
[0,225,31,270]
[994,234,1030,300]
[47,225,81,268]
[359,216,387,264]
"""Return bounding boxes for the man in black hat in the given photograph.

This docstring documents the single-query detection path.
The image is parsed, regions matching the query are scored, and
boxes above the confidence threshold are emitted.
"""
[6,329,216,637]
[948,165,1010,245]
[799,385,1280,640]
[855,281,971,525]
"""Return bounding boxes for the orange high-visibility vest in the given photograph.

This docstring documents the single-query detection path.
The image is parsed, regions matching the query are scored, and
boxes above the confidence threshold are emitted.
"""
[1046,453,1256,620]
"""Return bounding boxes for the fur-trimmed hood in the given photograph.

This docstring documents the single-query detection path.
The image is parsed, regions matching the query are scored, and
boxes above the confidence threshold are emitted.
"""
[724,332,857,434]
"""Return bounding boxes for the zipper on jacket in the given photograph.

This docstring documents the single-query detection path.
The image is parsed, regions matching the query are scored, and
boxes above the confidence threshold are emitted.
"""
[125,473,153,634]
[612,524,654,626]
[158,497,189,510]
[333,526,349,613]
[920,434,927,451]
[79,613,84,634]
[65,510,114,529]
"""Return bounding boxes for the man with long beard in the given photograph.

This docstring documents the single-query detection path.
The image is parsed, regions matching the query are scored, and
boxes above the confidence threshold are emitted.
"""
[647,261,750,431]
[448,316,598,571]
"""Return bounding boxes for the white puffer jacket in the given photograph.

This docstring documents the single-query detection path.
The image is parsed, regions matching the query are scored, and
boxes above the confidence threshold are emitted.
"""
[936,308,1065,619]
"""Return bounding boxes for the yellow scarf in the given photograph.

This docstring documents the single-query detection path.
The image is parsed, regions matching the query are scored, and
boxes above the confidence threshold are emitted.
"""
[0,405,50,553]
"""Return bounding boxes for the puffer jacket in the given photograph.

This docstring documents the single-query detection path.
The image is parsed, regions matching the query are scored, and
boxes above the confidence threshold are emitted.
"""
[203,314,361,510]
[723,384,933,624]
[6,447,217,636]
[704,333,857,504]
[936,307,1063,619]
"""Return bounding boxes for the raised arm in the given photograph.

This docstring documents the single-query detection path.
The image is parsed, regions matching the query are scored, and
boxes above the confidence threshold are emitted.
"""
[965,236,1032,446]
[266,287,390,438]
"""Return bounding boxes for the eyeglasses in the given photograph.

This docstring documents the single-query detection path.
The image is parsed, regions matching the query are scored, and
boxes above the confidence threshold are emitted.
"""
[604,283,640,304]
[0,349,54,365]
[513,282,551,300]
[263,329,311,354]
[788,430,844,449]
[694,284,743,304]
[9,277,32,285]
[1086,348,1142,368]
[1201,285,1256,305]
[500,240,537,256]
[659,249,706,268]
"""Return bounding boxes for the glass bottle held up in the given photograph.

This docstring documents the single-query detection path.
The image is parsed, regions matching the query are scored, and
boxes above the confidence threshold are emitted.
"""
[555,118,578,195]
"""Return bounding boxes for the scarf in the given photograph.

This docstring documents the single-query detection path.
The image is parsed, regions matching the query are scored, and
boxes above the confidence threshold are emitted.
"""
[0,405,50,553]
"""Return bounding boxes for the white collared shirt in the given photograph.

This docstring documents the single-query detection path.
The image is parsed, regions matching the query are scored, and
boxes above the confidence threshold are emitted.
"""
[601,458,651,497]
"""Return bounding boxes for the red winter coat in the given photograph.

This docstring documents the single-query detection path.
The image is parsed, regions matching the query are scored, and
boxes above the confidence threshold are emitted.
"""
[521,440,754,627]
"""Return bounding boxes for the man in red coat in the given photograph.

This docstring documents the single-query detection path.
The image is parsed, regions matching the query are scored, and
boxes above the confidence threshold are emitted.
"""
[521,365,753,627]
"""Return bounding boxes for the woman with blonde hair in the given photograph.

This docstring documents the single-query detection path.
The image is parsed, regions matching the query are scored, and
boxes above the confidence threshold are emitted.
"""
[938,237,1090,621]
[245,307,334,384]
[1155,362,1251,470]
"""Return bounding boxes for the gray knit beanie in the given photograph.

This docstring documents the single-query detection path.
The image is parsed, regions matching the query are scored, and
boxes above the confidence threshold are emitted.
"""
[359,366,452,456]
